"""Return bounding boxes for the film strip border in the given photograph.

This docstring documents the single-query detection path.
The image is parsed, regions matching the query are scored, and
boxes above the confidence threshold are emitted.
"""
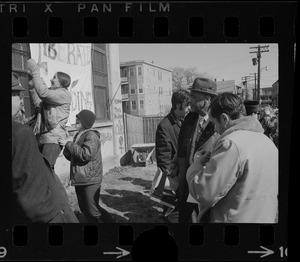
[1,1,295,261]
[0,2,297,41]
[0,224,288,260]
[7,14,295,39]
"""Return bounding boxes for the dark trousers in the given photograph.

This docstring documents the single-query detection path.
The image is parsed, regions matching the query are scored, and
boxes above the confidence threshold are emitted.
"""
[75,184,114,223]
[177,168,199,223]
[39,143,62,171]
[178,202,198,223]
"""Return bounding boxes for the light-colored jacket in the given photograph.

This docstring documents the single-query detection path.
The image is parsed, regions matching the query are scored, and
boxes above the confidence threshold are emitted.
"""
[186,116,278,223]
[29,74,71,145]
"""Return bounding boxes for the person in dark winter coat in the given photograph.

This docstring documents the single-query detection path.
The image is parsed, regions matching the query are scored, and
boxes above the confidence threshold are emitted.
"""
[167,78,219,223]
[156,89,190,174]
[154,89,190,215]
[58,110,114,223]
[12,73,79,223]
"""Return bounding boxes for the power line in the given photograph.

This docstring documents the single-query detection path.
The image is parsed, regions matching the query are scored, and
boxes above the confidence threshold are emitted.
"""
[249,45,269,103]
[204,55,252,72]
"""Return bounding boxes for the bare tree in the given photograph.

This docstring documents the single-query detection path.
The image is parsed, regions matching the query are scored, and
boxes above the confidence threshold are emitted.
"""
[171,67,185,91]
[171,67,216,91]
[184,67,198,86]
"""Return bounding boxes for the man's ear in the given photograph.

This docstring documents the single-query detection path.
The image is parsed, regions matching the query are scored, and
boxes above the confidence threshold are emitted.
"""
[220,113,229,124]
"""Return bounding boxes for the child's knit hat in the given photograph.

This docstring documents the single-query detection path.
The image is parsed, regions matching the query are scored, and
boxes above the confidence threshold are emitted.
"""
[76,110,96,129]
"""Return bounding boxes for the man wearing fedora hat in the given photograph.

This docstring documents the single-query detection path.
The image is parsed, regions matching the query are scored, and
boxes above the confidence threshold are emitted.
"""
[167,77,219,223]
[12,72,78,223]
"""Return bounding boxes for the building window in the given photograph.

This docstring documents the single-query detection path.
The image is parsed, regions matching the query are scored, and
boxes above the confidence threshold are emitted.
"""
[12,43,33,118]
[121,68,128,78]
[92,44,109,121]
[158,71,162,81]
[138,66,142,76]
[121,84,128,94]
[138,84,143,93]
[131,101,137,110]
[140,100,144,109]
[129,67,134,77]
[159,86,163,95]
[94,86,108,120]
[130,84,136,94]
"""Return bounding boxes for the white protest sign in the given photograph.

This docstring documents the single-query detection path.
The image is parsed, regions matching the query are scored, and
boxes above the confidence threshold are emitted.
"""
[29,43,94,126]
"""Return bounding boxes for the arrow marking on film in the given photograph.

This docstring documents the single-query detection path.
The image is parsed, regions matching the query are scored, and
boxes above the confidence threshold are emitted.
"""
[103,247,130,259]
[248,246,274,258]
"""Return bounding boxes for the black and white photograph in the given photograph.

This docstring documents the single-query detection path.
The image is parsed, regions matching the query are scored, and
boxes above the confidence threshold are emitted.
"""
[3,1,295,261]
[12,43,280,224]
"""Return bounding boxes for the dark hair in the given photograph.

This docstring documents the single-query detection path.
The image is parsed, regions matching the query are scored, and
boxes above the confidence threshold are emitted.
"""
[209,92,244,121]
[171,89,190,110]
[57,72,71,88]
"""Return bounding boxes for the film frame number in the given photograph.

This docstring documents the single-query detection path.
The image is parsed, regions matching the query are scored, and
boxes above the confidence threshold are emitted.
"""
[0,247,7,258]
[279,246,288,258]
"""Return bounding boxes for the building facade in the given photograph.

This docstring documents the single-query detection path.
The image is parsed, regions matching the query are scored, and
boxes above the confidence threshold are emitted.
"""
[216,80,236,94]
[120,60,172,117]
[260,87,273,105]
[12,43,125,181]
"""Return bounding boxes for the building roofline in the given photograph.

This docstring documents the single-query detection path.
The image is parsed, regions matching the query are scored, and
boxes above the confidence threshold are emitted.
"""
[216,80,235,84]
[120,60,172,72]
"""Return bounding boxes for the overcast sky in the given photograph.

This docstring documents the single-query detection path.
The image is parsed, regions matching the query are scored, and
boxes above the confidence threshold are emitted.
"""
[119,43,279,88]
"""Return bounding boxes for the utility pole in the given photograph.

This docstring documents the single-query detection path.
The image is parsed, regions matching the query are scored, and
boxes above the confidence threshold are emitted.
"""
[250,73,257,100]
[241,75,250,100]
[250,45,269,104]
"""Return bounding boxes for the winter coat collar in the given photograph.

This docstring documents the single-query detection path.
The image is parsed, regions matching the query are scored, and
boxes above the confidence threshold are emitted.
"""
[218,115,264,142]
[74,128,100,143]
[169,109,184,127]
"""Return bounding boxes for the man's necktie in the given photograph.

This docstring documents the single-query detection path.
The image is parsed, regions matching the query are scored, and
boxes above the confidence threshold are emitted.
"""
[196,119,205,143]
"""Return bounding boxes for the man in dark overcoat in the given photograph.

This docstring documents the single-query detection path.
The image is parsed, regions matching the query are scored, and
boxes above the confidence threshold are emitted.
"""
[12,73,78,223]
[169,78,219,223]
[154,90,190,213]
[155,89,190,174]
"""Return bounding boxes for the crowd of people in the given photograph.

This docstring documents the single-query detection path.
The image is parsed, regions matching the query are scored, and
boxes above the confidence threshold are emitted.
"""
[12,60,279,224]
[243,99,279,148]
[153,78,279,223]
